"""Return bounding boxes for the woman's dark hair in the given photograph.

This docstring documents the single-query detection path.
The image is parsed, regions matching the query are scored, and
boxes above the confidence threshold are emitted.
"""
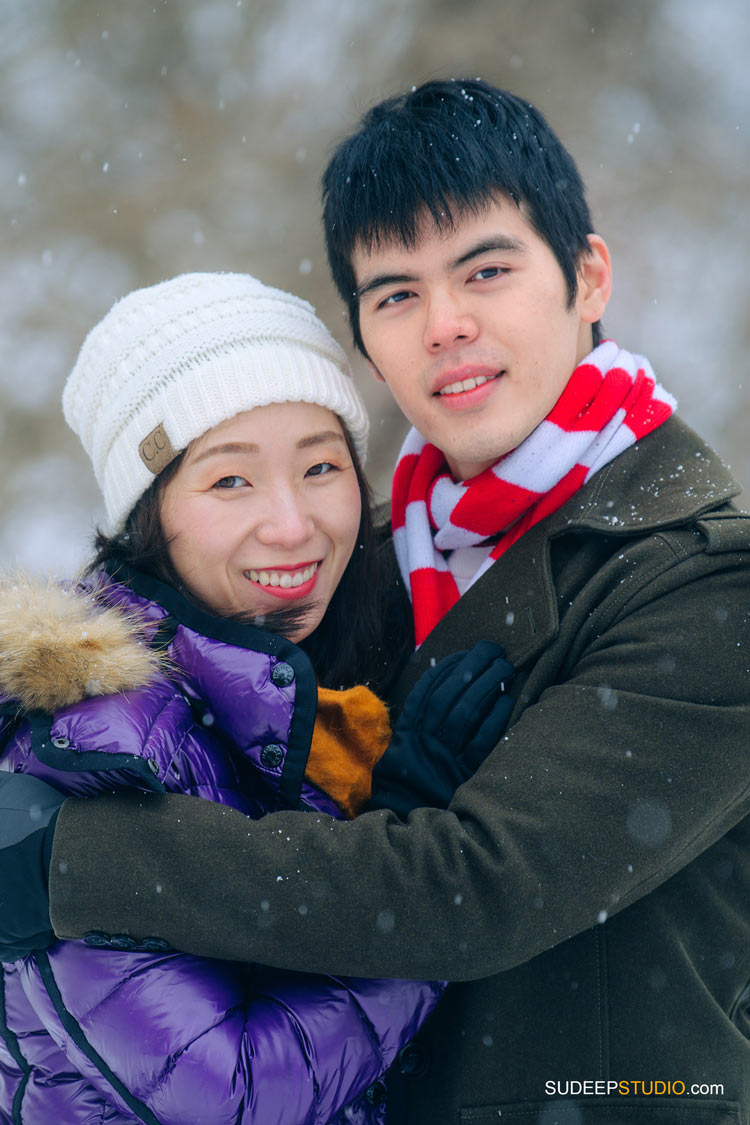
[88,452,186,590]
[322,77,602,354]
[88,426,383,690]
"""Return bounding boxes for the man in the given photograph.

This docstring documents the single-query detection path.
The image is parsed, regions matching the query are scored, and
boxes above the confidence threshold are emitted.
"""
[3,80,749,1121]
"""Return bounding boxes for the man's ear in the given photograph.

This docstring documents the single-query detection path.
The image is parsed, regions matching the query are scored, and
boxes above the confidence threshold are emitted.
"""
[577,235,612,324]
[365,358,386,384]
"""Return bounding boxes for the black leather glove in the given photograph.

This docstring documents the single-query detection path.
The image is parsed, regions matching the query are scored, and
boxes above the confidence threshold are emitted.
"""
[0,772,63,961]
[368,641,514,818]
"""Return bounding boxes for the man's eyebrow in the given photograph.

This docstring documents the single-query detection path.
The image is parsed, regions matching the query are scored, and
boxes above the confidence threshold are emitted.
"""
[355,273,416,302]
[355,235,528,301]
[450,235,527,269]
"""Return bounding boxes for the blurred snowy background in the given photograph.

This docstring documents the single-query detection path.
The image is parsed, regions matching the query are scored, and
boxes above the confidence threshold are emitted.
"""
[2,0,748,575]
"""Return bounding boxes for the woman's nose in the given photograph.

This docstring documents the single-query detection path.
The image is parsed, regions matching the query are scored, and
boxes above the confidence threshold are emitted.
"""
[253,491,315,548]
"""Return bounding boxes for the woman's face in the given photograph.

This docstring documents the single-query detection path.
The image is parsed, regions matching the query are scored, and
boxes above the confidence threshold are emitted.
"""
[160,402,362,640]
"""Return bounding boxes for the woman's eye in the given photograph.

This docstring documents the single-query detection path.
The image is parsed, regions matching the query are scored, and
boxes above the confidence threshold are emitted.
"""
[213,475,247,489]
[305,461,337,478]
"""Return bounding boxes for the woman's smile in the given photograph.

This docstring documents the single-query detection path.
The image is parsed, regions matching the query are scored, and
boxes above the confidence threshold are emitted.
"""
[244,560,320,599]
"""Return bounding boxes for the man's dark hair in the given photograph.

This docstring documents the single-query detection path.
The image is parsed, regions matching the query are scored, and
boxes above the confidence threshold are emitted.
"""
[88,426,385,691]
[323,77,601,354]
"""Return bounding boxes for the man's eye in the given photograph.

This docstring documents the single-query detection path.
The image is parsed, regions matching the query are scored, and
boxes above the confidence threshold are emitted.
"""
[305,461,337,478]
[378,290,412,308]
[213,475,247,489]
[471,266,507,281]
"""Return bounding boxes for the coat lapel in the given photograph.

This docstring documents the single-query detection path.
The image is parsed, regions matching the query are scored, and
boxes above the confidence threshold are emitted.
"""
[388,516,559,711]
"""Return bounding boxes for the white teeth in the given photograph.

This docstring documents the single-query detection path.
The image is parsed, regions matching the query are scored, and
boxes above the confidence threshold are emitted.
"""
[247,563,318,587]
[439,374,492,395]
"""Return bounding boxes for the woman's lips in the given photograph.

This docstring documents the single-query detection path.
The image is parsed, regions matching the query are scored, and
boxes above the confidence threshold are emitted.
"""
[243,562,320,600]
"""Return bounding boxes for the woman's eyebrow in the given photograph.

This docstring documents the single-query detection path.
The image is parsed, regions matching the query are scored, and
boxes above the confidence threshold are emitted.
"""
[296,431,347,450]
[190,433,345,463]
[190,441,259,464]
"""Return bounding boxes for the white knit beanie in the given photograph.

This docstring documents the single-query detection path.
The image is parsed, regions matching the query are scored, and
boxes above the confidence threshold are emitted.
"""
[63,272,369,533]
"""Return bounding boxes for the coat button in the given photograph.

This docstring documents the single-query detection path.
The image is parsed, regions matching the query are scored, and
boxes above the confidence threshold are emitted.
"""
[271,661,295,687]
[140,937,172,954]
[51,736,71,749]
[109,934,138,951]
[83,931,111,948]
[145,757,160,775]
[398,1040,431,1078]
[261,743,284,768]
[365,1080,387,1106]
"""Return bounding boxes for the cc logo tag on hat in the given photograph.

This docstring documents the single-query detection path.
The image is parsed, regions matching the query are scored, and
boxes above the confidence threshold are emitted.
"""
[138,423,177,475]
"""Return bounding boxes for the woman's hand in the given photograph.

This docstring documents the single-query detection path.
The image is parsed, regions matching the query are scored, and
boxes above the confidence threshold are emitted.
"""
[368,641,514,817]
[0,772,62,961]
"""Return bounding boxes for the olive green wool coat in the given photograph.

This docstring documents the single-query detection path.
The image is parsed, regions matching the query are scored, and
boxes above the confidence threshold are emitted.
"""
[52,416,750,1124]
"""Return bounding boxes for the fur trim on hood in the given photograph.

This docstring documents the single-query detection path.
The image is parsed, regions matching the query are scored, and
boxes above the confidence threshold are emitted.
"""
[0,577,161,713]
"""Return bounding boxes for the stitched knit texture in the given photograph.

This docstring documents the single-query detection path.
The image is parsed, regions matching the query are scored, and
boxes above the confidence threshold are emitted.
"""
[62,272,369,532]
[392,341,677,645]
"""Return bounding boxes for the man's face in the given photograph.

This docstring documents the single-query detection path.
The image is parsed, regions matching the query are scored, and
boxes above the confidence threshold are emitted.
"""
[353,197,610,480]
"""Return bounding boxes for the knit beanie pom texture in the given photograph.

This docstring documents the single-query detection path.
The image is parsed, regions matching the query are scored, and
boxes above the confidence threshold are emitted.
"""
[63,272,369,532]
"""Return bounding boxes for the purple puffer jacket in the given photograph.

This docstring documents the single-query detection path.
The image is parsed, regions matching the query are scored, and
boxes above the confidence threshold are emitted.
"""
[0,567,442,1125]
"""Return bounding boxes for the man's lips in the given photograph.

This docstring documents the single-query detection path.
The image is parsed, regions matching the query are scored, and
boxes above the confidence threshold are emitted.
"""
[243,561,320,600]
[431,366,503,397]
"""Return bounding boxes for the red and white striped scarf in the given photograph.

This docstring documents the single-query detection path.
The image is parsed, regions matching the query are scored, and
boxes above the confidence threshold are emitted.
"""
[392,341,677,646]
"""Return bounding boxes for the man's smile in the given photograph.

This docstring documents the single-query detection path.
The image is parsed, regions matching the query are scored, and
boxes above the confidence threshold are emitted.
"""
[431,365,502,397]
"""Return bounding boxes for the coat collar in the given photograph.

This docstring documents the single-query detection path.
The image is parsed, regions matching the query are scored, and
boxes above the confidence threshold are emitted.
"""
[547,416,739,537]
[387,417,741,706]
[99,564,319,808]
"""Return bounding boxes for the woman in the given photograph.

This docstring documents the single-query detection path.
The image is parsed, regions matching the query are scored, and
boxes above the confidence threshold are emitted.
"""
[0,273,512,1124]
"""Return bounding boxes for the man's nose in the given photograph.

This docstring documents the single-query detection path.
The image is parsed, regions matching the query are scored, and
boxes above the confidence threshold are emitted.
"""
[423,294,479,351]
